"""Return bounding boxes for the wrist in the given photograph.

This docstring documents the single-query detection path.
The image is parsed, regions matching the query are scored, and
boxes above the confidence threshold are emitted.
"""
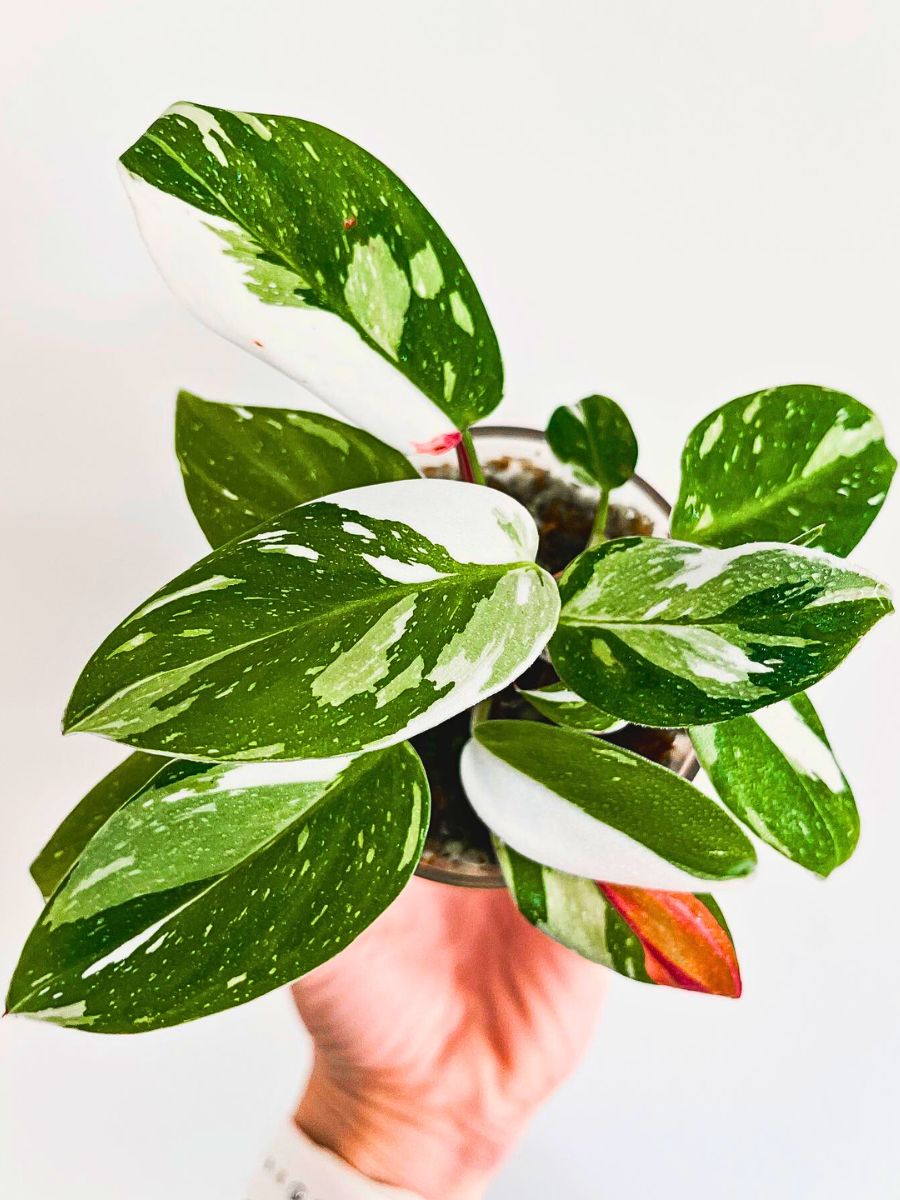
[294,1057,509,1200]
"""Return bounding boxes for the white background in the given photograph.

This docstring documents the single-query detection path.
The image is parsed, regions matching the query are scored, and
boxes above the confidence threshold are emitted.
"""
[2,2,898,1196]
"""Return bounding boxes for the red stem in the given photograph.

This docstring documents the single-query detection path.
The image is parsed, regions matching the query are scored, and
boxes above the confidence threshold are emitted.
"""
[456,438,476,483]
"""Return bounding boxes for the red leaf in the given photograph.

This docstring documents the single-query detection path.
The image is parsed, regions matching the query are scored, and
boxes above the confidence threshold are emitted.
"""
[598,884,742,998]
[411,431,462,455]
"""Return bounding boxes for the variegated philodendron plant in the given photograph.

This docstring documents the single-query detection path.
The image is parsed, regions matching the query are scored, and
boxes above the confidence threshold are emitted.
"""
[8,103,895,1032]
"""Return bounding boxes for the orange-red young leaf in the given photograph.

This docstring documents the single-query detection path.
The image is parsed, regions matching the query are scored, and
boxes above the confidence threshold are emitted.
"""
[598,884,742,998]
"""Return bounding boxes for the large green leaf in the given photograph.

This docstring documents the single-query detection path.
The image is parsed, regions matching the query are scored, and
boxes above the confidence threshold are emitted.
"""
[516,682,621,733]
[671,385,895,556]
[120,103,503,452]
[31,753,167,900]
[176,392,417,547]
[496,841,742,996]
[546,394,638,490]
[64,480,559,762]
[550,536,891,727]
[691,693,858,876]
[8,744,428,1032]
[462,721,755,888]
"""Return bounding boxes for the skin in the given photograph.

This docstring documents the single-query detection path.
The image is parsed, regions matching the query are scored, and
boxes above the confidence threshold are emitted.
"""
[293,877,605,1199]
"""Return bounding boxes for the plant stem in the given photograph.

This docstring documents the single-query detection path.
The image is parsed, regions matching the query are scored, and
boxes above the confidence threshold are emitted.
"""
[588,488,610,549]
[456,428,486,485]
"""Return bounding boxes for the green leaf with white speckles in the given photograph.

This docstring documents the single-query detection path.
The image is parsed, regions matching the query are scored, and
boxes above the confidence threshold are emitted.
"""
[31,753,168,901]
[550,536,892,727]
[671,385,896,556]
[691,693,858,876]
[546,394,638,490]
[7,743,428,1032]
[463,721,755,888]
[516,682,621,733]
[176,392,417,547]
[120,103,503,453]
[64,479,559,762]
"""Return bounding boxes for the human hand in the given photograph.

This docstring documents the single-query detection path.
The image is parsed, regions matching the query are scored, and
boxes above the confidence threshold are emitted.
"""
[292,877,605,1199]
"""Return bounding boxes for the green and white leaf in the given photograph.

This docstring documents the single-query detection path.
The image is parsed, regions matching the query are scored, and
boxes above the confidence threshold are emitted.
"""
[495,839,648,979]
[176,392,417,547]
[546,394,638,490]
[8,744,428,1032]
[691,693,858,876]
[671,385,896,556]
[461,721,755,889]
[31,753,168,901]
[516,682,622,733]
[121,103,503,452]
[64,480,559,762]
[550,536,892,727]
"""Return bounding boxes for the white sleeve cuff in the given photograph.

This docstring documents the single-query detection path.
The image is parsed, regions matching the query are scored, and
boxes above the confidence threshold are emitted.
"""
[244,1119,426,1200]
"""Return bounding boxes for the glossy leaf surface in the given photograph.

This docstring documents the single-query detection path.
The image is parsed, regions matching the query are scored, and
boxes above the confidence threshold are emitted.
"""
[463,721,755,889]
[31,753,166,901]
[671,385,895,555]
[121,103,503,451]
[546,394,638,490]
[65,480,558,762]
[8,744,427,1032]
[691,693,858,875]
[550,536,891,727]
[176,392,416,547]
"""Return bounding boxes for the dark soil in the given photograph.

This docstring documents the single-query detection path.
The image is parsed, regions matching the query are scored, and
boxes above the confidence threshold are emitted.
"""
[413,454,686,875]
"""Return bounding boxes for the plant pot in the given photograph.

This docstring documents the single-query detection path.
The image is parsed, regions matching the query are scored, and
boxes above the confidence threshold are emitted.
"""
[411,425,699,889]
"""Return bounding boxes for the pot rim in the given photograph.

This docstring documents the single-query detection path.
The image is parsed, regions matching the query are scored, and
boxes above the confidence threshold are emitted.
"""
[414,423,699,889]
[470,423,673,520]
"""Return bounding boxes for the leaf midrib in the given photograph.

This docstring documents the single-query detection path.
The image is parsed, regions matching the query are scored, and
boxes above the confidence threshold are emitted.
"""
[676,445,891,540]
[71,561,539,731]
[559,615,784,632]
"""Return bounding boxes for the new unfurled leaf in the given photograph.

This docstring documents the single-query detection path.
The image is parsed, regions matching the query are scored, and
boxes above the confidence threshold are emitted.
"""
[546,394,638,490]
[550,537,892,727]
[598,884,741,996]
[516,682,621,733]
[120,103,503,451]
[462,721,755,889]
[691,693,858,876]
[64,480,559,762]
[176,392,417,547]
[496,841,741,997]
[8,744,428,1032]
[31,753,167,901]
[671,385,895,556]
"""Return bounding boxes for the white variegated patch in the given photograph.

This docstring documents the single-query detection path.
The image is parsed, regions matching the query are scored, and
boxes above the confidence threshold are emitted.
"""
[751,701,845,792]
[324,478,539,564]
[121,170,452,453]
[461,737,740,891]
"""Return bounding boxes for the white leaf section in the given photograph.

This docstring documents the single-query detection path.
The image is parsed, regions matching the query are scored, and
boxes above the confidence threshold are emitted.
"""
[460,738,741,892]
[752,701,845,792]
[120,170,453,453]
[323,478,540,564]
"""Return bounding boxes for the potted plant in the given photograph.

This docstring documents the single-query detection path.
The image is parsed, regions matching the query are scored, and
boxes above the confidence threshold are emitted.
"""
[7,102,895,1031]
